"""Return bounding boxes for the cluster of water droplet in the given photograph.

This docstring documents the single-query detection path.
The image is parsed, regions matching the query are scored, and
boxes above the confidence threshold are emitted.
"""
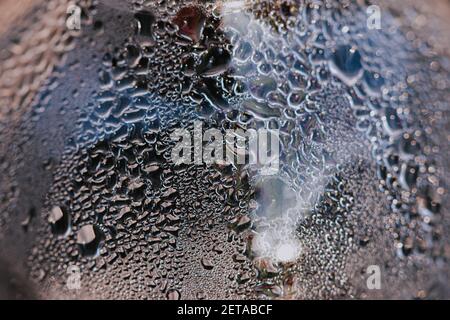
[0,0,447,299]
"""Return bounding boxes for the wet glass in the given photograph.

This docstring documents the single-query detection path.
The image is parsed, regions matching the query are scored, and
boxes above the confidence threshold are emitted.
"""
[0,0,449,299]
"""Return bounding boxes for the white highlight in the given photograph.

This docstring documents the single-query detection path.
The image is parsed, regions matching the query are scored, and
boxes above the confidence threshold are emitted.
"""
[276,242,301,262]
[251,174,329,263]
[252,219,302,263]
[221,0,246,13]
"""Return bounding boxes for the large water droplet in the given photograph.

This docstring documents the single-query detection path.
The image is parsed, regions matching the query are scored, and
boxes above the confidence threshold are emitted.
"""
[329,45,363,86]
[77,224,104,258]
[48,206,70,237]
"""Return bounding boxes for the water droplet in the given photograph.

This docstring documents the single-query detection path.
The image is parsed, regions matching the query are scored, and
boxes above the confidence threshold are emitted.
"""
[329,45,363,86]
[77,224,104,258]
[48,206,70,237]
